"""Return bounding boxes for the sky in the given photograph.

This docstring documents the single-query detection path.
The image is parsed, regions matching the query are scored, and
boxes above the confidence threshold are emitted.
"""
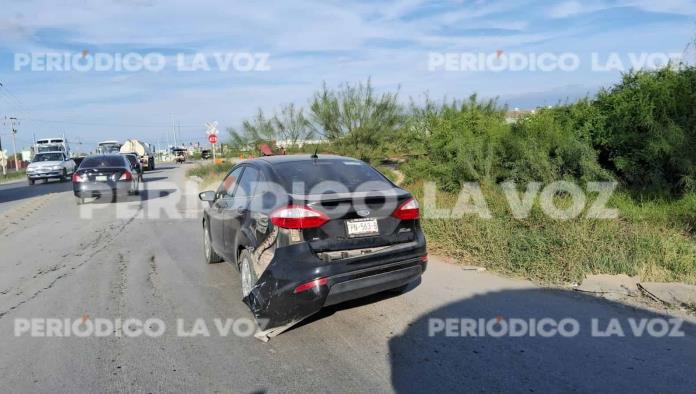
[0,0,694,152]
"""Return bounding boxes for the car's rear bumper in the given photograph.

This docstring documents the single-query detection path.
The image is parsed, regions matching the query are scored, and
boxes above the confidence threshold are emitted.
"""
[245,231,426,331]
[73,181,131,197]
[324,261,423,306]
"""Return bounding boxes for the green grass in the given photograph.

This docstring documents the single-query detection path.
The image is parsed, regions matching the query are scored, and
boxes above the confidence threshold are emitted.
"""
[0,169,26,184]
[186,162,234,188]
[408,182,696,285]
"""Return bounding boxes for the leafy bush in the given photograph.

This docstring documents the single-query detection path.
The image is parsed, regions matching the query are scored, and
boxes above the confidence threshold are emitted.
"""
[594,67,696,194]
[401,95,508,191]
[502,107,611,183]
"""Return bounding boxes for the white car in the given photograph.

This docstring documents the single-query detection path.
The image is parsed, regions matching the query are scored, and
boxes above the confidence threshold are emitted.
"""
[26,151,76,185]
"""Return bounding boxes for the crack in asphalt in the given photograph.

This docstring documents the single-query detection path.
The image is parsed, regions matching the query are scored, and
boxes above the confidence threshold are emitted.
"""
[0,206,142,320]
[146,254,161,297]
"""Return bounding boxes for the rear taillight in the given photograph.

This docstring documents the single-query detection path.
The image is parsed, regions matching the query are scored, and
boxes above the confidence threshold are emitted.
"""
[293,277,328,294]
[392,197,420,220]
[119,171,133,181]
[270,205,329,229]
[71,173,85,183]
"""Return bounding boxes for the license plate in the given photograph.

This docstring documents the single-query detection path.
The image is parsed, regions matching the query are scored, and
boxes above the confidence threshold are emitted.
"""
[346,218,379,237]
[95,175,108,182]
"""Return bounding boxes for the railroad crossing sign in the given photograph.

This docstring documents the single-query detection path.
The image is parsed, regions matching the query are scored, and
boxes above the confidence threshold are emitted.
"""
[205,121,219,136]
[205,121,220,160]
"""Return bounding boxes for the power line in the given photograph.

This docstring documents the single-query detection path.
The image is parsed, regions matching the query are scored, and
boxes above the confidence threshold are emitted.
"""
[0,82,28,115]
[16,117,201,128]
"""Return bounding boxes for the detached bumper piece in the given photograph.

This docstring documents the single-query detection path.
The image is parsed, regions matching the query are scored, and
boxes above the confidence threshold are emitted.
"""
[244,238,426,342]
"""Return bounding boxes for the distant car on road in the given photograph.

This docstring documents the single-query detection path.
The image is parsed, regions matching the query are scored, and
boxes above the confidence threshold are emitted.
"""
[173,148,187,163]
[72,154,140,204]
[198,154,427,338]
[26,151,76,185]
[201,149,212,160]
[121,153,144,182]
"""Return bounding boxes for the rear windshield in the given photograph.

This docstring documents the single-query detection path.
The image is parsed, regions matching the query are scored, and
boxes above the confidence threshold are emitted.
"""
[80,156,126,168]
[33,153,64,162]
[273,160,392,193]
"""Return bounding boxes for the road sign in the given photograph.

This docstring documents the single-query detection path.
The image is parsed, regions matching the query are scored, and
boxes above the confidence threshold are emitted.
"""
[205,121,219,136]
[208,134,218,144]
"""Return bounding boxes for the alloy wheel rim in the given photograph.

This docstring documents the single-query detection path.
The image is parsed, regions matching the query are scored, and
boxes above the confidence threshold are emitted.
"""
[204,227,211,260]
[241,258,252,296]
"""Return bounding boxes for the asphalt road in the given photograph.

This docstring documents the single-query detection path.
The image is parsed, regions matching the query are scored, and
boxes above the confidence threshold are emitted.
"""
[0,164,695,393]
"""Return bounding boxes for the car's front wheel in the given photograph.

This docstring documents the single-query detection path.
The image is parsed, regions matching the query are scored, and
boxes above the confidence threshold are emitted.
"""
[239,249,258,298]
[203,223,223,264]
[60,169,68,182]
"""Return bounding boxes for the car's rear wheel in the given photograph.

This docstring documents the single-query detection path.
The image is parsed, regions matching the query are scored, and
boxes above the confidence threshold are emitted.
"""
[28,178,34,185]
[203,223,223,264]
[239,249,258,298]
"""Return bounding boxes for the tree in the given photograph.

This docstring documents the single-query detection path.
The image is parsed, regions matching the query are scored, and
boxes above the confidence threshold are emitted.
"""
[273,103,313,147]
[309,79,403,161]
[228,108,276,150]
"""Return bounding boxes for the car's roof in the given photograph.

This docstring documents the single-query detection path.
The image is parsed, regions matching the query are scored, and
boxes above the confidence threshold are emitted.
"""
[254,154,362,165]
[84,154,126,159]
[35,151,65,154]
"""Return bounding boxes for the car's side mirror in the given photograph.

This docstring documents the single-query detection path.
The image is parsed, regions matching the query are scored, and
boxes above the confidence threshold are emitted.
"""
[199,191,216,202]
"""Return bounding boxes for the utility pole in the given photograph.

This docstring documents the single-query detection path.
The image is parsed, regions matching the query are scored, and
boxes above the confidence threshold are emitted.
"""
[6,117,20,171]
[171,118,178,148]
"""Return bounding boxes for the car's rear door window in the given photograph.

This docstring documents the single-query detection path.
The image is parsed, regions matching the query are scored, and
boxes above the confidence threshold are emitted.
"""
[236,166,260,197]
[219,167,244,198]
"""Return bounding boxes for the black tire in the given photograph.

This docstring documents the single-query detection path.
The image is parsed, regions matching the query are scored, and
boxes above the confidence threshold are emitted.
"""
[239,249,258,298]
[203,222,223,264]
[28,178,34,185]
[60,169,68,182]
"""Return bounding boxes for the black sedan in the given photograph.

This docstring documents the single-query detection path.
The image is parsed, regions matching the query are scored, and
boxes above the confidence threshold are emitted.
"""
[72,154,140,204]
[199,154,427,339]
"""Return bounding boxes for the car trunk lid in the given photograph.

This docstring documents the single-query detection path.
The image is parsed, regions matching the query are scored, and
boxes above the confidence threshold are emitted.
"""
[291,190,418,253]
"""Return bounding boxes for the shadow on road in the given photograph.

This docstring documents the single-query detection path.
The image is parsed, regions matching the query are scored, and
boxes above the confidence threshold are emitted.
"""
[143,176,169,182]
[0,179,72,204]
[388,289,696,393]
[83,189,177,204]
[146,166,176,173]
[289,278,422,332]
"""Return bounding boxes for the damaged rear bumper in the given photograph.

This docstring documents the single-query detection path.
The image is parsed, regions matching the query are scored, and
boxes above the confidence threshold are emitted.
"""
[244,233,427,334]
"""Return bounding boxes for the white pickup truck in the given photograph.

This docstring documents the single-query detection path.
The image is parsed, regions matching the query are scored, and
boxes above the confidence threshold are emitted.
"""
[26,151,77,185]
